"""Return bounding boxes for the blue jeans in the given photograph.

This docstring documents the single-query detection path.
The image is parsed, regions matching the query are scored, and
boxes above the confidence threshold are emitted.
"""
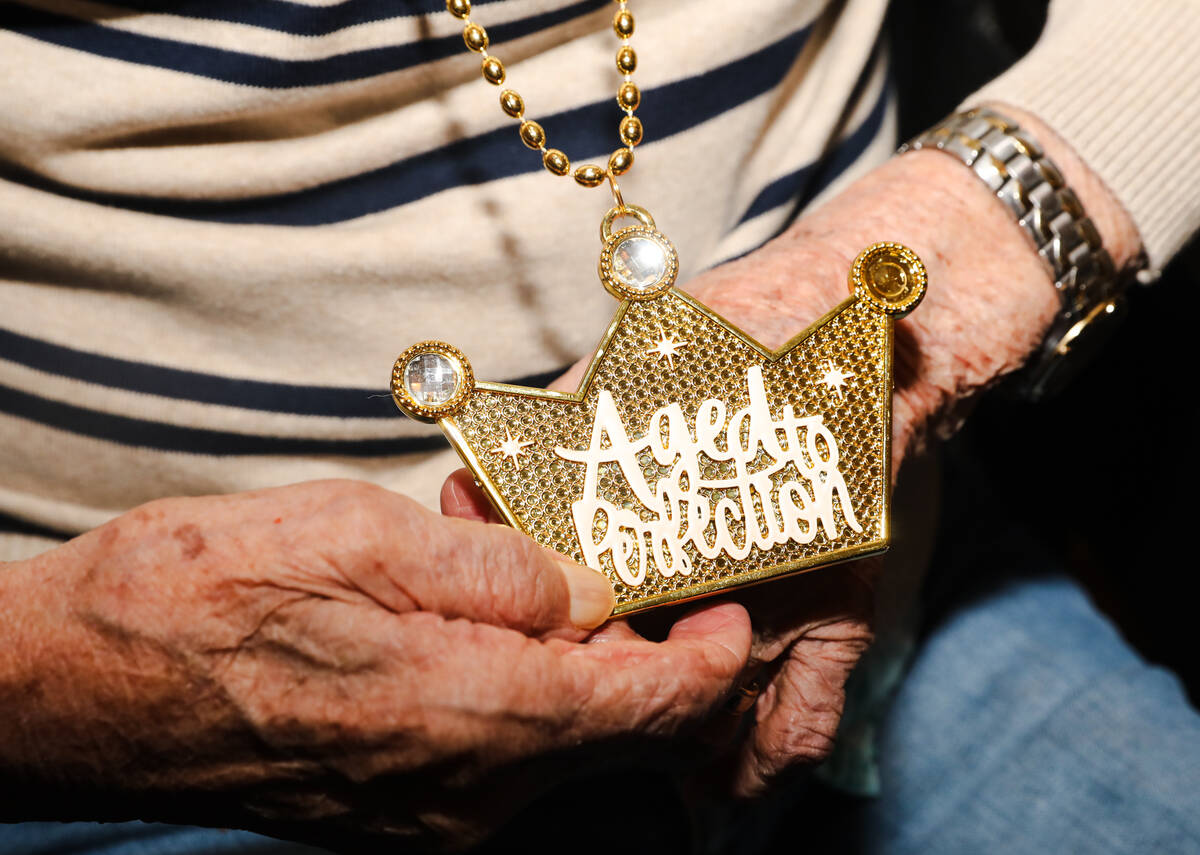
[0,824,324,854]
[866,571,1200,854]
[3,569,1197,854]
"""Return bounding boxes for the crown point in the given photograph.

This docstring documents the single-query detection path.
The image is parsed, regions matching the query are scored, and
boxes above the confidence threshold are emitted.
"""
[849,242,928,317]
[391,341,474,422]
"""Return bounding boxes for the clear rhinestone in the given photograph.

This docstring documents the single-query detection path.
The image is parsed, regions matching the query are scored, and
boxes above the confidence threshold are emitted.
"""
[404,352,461,406]
[612,236,667,291]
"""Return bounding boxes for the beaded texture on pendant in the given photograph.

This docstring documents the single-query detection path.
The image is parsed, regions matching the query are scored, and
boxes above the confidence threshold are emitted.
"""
[446,0,643,188]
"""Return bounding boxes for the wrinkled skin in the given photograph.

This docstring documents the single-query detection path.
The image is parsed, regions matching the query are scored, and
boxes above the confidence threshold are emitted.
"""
[444,105,1142,798]
[0,481,750,852]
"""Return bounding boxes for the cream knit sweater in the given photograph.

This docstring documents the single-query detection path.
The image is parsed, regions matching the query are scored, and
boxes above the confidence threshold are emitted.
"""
[0,0,1197,562]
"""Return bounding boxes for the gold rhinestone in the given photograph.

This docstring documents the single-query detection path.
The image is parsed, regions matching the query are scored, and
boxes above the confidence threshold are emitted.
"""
[574,164,606,187]
[499,89,524,118]
[849,242,928,317]
[608,147,633,175]
[616,46,637,73]
[519,120,546,150]
[462,23,488,52]
[446,0,470,18]
[481,56,505,85]
[613,10,634,37]
[617,82,640,111]
[543,149,570,176]
[619,115,643,146]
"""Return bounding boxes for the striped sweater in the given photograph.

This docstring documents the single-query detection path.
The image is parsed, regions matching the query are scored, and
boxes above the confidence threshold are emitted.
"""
[1,0,1198,562]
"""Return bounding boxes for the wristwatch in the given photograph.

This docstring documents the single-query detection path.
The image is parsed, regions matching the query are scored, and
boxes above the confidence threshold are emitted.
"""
[899,106,1140,400]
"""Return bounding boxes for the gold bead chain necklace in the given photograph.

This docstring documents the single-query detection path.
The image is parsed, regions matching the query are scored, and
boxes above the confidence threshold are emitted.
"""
[447,0,644,191]
[445,0,678,301]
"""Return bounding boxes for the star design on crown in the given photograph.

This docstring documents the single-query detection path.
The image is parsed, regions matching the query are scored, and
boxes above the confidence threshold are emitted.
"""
[392,242,926,616]
[644,326,690,369]
[818,360,856,397]
[490,427,534,471]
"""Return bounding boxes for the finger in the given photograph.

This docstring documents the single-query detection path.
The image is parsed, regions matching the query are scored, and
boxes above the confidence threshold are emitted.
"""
[440,468,501,523]
[383,601,750,776]
[666,601,750,652]
[733,621,869,797]
[586,619,642,644]
[548,359,587,393]
[380,498,616,636]
[572,601,752,735]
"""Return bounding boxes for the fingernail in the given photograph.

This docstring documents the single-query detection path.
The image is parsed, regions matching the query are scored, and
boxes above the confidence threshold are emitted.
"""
[559,561,615,629]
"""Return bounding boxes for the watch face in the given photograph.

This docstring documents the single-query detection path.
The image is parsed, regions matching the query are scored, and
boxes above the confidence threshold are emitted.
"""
[1026,300,1126,401]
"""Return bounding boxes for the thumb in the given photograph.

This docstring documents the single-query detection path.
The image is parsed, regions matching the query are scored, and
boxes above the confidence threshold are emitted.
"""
[394,503,615,637]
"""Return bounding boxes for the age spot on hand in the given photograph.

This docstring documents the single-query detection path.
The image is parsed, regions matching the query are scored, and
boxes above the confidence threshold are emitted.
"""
[173,524,207,561]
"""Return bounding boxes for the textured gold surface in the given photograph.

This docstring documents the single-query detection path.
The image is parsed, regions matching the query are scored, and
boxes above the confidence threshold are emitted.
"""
[439,287,898,616]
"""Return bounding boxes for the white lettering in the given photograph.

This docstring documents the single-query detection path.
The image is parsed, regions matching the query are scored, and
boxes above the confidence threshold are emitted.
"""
[555,366,862,586]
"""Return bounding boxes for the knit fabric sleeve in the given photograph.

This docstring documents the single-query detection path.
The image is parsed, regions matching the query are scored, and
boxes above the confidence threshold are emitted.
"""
[965,0,1200,270]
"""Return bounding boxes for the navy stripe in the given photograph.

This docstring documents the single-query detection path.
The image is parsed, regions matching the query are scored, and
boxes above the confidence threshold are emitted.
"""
[0,510,69,540]
[0,26,812,225]
[0,326,565,418]
[0,380,451,455]
[109,0,511,36]
[736,79,891,226]
[0,1,609,87]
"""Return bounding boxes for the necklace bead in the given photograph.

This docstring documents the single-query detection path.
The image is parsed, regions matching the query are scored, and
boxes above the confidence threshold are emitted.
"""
[463,23,488,52]
[499,90,524,118]
[608,147,634,175]
[574,165,606,188]
[543,149,571,176]
[619,116,643,147]
[446,0,470,19]
[519,120,546,150]
[481,56,505,85]
[613,10,635,37]
[615,46,637,73]
[617,82,640,111]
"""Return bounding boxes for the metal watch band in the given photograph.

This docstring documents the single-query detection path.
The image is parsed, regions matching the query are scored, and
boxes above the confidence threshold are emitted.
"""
[898,106,1127,399]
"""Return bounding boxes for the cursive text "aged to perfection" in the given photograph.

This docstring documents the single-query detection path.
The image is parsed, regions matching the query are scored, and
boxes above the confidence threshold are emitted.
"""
[555,366,863,587]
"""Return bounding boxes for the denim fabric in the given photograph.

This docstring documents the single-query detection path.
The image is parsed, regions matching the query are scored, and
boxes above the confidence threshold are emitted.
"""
[0,823,325,855]
[866,571,1200,854]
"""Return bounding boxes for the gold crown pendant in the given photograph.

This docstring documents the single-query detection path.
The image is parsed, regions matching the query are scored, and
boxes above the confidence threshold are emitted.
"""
[393,205,926,617]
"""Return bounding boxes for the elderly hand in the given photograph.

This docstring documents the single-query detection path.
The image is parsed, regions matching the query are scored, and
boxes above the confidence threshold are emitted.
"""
[443,105,1141,798]
[0,480,750,851]
[680,104,1140,795]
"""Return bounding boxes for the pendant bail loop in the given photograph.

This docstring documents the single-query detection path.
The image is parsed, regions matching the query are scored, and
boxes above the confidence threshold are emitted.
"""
[606,171,626,212]
[600,203,656,243]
